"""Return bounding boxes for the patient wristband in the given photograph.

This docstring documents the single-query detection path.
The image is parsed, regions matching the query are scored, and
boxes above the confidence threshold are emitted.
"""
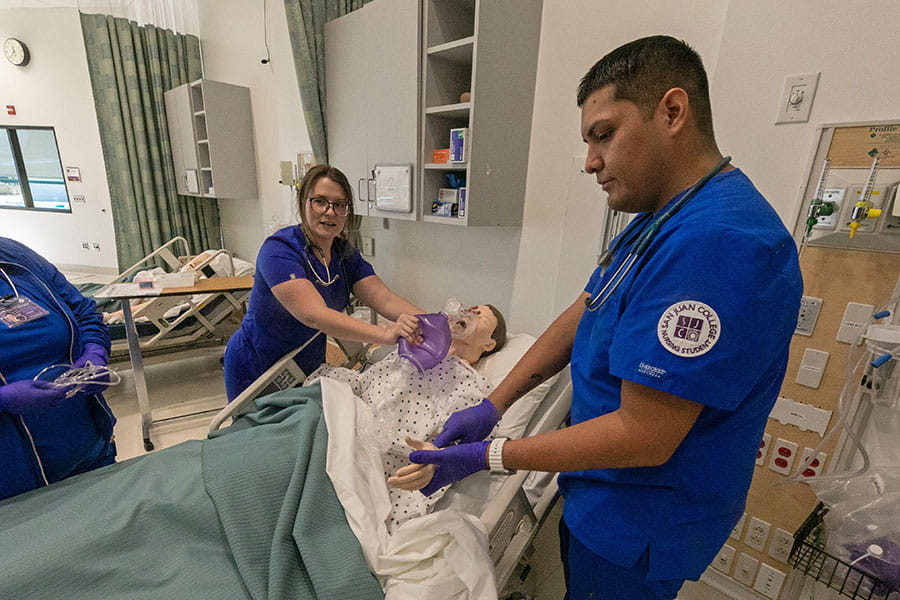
[488,437,514,474]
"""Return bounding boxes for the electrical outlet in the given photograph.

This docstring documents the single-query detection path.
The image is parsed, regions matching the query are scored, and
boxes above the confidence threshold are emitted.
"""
[799,448,827,480]
[753,562,787,598]
[92,242,101,251]
[756,433,772,466]
[81,241,90,250]
[768,527,793,564]
[730,512,747,541]
[361,237,375,257]
[734,552,759,587]
[795,296,822,336]
[768,437,798,475]
[745,517,771,552]
[713,544,736,574]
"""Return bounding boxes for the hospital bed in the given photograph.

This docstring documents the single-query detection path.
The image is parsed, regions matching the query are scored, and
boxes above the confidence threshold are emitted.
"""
[210,331,573,594]
[0,333,570,600]
[87,236,252,358]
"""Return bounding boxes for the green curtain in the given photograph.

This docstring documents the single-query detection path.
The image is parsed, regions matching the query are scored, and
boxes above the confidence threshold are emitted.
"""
[283,0,372,165]
[80,13,221,271]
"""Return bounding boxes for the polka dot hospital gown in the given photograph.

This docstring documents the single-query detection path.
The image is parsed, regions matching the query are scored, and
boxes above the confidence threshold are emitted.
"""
[305,352,490,531]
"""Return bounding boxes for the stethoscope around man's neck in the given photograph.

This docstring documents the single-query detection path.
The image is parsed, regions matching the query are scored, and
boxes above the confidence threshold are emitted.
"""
[585,155,732,312]
[0,267,20,301]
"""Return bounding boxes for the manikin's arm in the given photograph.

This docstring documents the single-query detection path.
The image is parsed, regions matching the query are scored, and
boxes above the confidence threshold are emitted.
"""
[272,277,419,345]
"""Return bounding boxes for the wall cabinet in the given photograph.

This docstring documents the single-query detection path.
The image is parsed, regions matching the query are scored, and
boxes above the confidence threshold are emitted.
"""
[421,0,543,226]
[324,0,420,221]
[325,0,542,226]
[164,79,258,199]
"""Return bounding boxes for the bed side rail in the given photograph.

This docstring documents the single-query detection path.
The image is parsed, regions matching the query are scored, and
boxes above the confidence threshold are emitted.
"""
[208,332,322,432]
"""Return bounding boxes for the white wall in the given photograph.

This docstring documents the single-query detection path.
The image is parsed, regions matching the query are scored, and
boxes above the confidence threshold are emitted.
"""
[196,0,311,264]
[508,0,728,334]
[0,8,117,272]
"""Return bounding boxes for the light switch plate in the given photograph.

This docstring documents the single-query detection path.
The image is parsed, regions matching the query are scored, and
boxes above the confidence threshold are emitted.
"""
[734,552,759,587]
[837,302,874,343]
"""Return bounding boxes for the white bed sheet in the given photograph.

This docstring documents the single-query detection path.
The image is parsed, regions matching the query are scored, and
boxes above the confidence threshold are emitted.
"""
[322,377,498,600]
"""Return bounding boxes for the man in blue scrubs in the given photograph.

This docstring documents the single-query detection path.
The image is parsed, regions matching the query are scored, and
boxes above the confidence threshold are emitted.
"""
[409,36,802,598]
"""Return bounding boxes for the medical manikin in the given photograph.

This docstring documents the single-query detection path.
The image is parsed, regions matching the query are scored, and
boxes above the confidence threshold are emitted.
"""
[304,302,505,530]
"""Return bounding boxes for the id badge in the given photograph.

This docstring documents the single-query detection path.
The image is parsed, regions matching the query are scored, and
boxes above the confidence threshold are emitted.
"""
[0,297,50,328]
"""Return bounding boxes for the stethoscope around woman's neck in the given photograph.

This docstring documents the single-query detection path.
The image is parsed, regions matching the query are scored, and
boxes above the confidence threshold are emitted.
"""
[585,155,732,312]
[0,267,20,301]
[306,243,341,287]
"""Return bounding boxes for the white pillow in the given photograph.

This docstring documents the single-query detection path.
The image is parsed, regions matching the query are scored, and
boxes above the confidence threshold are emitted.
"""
[475,333,559,440]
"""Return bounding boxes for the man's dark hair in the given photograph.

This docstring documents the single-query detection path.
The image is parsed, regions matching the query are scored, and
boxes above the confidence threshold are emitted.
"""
[577,35,715,139]
[480,304,507,358]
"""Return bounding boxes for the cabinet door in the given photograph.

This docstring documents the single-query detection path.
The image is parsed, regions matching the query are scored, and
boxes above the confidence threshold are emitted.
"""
[365,0,420,221]
[164,84,200,196]
[325,7,370,216]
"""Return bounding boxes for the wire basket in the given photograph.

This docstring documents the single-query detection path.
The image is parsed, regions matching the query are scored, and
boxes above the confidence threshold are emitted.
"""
[789,503,900,600]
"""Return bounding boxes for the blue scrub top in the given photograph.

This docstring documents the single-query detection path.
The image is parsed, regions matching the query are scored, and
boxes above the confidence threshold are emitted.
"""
[559,169,802,581]
[224,226,375,399]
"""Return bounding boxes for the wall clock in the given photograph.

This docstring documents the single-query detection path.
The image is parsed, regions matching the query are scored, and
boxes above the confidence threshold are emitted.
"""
[3,38,30,67]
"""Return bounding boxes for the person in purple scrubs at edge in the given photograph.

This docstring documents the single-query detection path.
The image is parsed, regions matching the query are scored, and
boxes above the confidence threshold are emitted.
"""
[408,36,802,599]
[0,237,116,501]
[224,165,425,400]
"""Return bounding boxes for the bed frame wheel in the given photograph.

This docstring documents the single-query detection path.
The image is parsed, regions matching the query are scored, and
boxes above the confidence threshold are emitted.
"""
[143,439,155,452]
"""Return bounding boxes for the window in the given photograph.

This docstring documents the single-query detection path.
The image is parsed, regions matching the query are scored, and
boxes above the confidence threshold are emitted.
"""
[0,126,71,212]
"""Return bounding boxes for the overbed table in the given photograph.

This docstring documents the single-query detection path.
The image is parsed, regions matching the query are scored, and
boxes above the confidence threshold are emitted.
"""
[94,276,253,450]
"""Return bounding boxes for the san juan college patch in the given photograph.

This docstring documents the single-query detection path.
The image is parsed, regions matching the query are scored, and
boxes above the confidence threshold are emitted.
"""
[656,301,720,357]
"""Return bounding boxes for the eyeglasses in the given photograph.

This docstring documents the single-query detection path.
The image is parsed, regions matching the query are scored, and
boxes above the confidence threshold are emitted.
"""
[308,196,351,217]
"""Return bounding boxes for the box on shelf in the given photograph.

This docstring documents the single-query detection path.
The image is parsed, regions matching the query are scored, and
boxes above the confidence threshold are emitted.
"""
[458,186,466,218]
[438,188,459,204]
[450,128,468,162]
[432,148,451,164]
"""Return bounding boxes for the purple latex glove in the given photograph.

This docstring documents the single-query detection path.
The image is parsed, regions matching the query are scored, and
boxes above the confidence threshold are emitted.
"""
[0,379,68,415]
[398,312,451,372]
[410,440,490,496]
[71,343,110,395]
[432,398,500,448]
[72,343,109,369]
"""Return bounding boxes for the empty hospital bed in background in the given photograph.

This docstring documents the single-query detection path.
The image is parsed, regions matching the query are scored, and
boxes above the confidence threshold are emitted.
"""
[90,237,254,358]
[211,332,573,595]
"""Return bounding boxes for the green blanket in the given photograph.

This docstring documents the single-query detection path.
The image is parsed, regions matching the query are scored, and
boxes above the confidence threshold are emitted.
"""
[0,384,383,600]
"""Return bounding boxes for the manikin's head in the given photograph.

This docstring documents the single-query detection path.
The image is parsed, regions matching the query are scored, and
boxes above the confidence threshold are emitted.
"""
[449,304,507,365]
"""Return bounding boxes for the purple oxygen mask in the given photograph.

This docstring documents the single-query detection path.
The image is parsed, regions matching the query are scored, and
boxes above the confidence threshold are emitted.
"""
[398,312,452,373]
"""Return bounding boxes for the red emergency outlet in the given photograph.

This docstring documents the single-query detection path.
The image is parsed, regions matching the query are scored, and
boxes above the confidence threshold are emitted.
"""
[6,105,15,116]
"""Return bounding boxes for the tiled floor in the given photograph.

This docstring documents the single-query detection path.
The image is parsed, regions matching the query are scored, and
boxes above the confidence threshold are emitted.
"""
[104,344,732,600]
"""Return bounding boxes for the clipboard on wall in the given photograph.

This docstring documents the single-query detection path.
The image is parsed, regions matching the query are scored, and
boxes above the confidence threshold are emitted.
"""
[373,164,412,213]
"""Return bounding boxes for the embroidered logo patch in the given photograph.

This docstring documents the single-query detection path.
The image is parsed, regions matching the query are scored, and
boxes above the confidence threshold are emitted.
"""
[657,301,721,357]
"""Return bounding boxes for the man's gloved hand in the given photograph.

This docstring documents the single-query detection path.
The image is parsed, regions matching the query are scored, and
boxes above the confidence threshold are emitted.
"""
[409,440,490,496]
[0,379,68,415]
[72,343,109,369]
[431,398,500,448]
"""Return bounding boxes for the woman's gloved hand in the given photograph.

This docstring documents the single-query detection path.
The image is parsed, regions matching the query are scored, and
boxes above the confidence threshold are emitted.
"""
[431,398,500,447]
[0,380,69,415]
[409,440,490,496]
[72,343,109,369]
[72,343,110,395]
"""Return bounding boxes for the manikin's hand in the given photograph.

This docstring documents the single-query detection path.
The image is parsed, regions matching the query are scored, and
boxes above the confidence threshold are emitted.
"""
[388,437,437,491]
[384,313,422,346]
